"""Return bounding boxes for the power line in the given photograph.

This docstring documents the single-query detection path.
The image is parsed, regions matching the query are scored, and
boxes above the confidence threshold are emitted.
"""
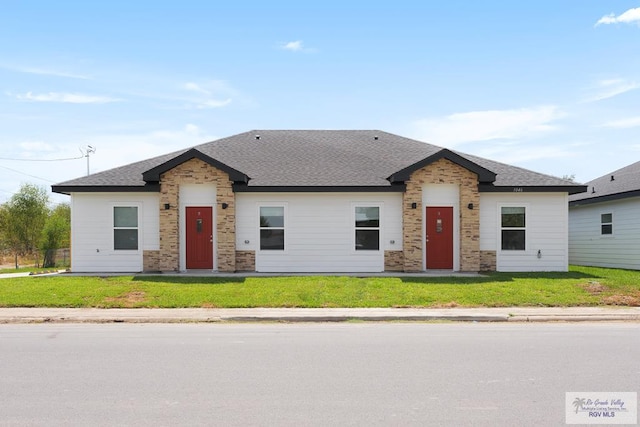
[0,155,84,162]
[0,163,56,183]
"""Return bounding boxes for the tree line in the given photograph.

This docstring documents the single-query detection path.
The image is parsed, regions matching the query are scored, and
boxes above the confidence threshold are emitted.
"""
[0,183,70,269]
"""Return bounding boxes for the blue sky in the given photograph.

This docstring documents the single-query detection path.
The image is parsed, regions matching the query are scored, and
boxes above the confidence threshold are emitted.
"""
[1,1,640,204]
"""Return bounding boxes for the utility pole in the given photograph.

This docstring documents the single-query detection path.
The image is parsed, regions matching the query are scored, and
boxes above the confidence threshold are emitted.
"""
[80,145,96,176]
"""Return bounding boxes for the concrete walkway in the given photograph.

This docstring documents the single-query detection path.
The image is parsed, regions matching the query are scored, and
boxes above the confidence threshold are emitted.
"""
[0,306,639,324]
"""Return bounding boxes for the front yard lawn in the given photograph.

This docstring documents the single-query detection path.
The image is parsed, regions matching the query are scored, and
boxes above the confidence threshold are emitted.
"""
[0,265,638,308]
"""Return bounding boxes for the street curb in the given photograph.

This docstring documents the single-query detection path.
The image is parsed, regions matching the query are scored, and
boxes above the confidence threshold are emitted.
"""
[508,315,640,322]
[1,307,639,324]
[0,315,511,324]
[1,314,639,324]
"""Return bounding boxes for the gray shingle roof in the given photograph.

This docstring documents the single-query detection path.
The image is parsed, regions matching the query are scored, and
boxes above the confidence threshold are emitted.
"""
[52,130,582,192]
[569,160,640,204]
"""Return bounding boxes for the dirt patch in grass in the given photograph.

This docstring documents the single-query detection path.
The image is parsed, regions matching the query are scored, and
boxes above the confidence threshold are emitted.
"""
[105,291,147,307]
[580,281,608,295]
[200,302,220,308]
[433,301,460,308]
[579,281,640,306]
[602,293,640,307]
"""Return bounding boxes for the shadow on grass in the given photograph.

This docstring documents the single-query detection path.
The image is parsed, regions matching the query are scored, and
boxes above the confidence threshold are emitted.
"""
[400,271,601,284]
[132,276,247,284]
[130,270,602,286]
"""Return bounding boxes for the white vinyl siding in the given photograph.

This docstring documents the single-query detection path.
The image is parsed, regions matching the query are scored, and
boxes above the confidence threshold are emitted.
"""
[569,197,640,270]
[236,193,402,272]
[70,193,160,273]
[480,193,569,272]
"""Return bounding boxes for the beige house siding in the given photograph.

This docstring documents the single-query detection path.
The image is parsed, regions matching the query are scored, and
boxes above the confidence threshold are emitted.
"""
[158,158,236,272]
[403,158,481,272]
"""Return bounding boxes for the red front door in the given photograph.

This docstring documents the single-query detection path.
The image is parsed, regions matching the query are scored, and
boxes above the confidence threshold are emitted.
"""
[186,207,213,269]
[426,207,453,269]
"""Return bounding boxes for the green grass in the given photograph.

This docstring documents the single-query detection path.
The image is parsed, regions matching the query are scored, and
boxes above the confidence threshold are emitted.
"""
[0,265,638,308]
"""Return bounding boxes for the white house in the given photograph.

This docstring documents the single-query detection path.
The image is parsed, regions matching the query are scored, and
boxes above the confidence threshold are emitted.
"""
[52,130,585,273]
[569,161,640,270]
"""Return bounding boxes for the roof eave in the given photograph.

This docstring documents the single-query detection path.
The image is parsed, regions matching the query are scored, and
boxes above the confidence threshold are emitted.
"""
[569,189,640,206]
[479,184,588,195]
[232,184,406,193]
[51,184,161,195]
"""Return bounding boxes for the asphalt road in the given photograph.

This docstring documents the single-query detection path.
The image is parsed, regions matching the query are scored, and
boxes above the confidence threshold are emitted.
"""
[1,323,638,426]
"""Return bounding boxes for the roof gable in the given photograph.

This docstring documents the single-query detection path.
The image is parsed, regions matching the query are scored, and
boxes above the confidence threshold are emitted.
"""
[387,148,496,183]
[141,148,249,184]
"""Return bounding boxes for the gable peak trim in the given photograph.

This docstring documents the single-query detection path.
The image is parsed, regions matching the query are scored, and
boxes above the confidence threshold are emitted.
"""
[387,148,497,184]
[142,148,249,183]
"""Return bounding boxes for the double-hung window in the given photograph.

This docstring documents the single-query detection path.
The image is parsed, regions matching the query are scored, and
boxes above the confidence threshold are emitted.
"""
[601,213,613,235]
[113,206,139,250]
[260,206,285,250]
[501,206,526,251]
[355,206,380,251]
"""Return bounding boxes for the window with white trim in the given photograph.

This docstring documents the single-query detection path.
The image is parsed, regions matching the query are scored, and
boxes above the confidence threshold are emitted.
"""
[259,206,285,250]
[113,206,138,250]
[501,206,525,251]
[355,206,380,251]
[601,213,613,235]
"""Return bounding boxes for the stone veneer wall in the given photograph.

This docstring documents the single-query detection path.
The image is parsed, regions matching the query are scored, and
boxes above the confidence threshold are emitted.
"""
[158,158,236,272]
[384,250,405,272]
[403,158,480,272]
[479,250,497,272]
[143,250,160,272]
[235,250,256,271]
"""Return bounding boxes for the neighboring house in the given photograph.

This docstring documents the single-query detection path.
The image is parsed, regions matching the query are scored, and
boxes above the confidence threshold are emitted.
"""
[569,160,640,270]
[52,130,585,273]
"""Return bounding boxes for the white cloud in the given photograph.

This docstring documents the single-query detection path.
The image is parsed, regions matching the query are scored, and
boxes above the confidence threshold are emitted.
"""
[602,116,640,128]
[39,124,220,183]
[282,40,304,51]
[474,144,574,165]
[0,64,91,79]
[585,78,640,102]
[15,91,120,104]
[81,125,211,174]
[19,141,56,152]
[280,40,316,53]
[146,123,210,143]
[183,82,210,94]
[181,81,233,109]
[596,7,640,26]
[412,106,564,147]
[196,99,232,108]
